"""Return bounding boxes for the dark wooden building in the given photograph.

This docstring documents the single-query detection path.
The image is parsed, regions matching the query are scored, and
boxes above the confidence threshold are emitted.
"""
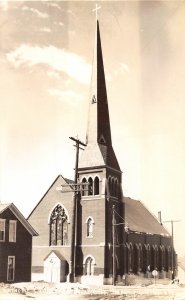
[28,20,176,285]
[0,203,38,283]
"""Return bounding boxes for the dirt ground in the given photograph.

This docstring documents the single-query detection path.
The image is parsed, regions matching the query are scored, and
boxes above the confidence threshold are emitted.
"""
[0,282,185,300]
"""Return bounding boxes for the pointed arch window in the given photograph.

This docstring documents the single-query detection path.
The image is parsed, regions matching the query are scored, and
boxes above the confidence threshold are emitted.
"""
[82,177,88,196]
[111,178,114,196]
[108,177,112,195]
[115,179,119,198]
[88,177,93,196]
[127,243,133,273]
[50,205,68,246]
[159,245,165,271]
[84,256,95,275]
[87,217,94,238]
[94,176,99,195]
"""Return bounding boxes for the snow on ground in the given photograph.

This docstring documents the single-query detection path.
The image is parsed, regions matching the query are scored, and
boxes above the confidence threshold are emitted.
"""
[0,282,185,300]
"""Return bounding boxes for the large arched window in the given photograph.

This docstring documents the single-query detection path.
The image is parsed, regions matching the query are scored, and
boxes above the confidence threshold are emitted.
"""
[87,217,94,238]
[50,205,68,246]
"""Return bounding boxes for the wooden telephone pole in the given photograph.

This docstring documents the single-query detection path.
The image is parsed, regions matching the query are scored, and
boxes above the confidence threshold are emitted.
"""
[68,137,86,283]
[57,137,86,282]
[112,205,116,286]
[163,219,180,280]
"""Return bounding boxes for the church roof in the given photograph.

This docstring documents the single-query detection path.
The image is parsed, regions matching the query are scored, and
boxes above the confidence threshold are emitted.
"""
[124,197,170,236]
[27,175,73,219]
[0,203,38,236]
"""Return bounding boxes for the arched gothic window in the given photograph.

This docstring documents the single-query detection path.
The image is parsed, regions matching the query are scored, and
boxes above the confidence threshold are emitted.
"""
[111,178,114,196]
[165,246,171,271]
[151,245,158,271]
[87,218,94,237]
[94,176,99,195]
[108,177,112,195]
[127,243,133,273]
[88,177,93,196]
[115,179,119,198]
[50,205,68,246]
[82,177,87,196]
[133,244,140,274]
[84,256,94,275]
[81,176,100,196]
[159,245,165,271]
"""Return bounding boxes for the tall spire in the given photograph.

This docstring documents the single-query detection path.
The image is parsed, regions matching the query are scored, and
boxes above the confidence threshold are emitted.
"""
[79,19,120,171]
[87,20,112,146]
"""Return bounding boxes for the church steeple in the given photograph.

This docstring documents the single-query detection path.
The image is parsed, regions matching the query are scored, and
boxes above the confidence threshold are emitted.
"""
[87,20,112,146]
[79,19,120,171]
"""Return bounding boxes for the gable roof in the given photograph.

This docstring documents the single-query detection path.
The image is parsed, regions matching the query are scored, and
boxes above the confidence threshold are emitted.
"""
[0,203,38,236]
[124,197,169,236]
[44,250,66,261]
[27,175,74,219]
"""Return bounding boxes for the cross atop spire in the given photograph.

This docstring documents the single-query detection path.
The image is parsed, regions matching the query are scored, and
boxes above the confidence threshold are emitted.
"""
[92,3,101,21]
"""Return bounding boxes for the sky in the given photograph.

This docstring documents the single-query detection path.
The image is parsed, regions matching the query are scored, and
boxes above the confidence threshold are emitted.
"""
[0,0,185,257]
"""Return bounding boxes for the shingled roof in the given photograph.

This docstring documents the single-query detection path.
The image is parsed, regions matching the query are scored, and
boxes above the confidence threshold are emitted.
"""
[124,197,169,236]
[0,203,38,236]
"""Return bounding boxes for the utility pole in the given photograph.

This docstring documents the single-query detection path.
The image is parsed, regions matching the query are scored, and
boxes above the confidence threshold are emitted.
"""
[69,137,86,283]
[111,205,128,286]
[112,205,116,285]
[163,219,180,280]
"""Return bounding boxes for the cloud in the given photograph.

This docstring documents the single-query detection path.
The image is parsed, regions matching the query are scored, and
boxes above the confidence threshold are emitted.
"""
[39,27,51,33]
[0,0,8,11]
[120,63,130,73]
[47,70,61,79]
[58,22,64,27]
[48,88,83,103]
[22,6,48,18]
[48,3,62,10]
[54,21,65,27]
[6,44,91,85]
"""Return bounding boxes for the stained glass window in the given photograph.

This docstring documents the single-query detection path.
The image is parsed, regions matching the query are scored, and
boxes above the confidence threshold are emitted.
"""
[50,205,68,246]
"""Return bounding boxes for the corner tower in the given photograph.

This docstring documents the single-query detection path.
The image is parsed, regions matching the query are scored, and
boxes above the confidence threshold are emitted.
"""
[77,20,124,285]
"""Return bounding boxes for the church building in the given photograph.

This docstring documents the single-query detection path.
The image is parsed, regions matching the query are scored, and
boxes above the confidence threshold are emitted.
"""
[28,19,176,285]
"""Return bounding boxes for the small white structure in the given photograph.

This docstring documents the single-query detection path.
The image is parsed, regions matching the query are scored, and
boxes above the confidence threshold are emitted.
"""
[44,251,67,283]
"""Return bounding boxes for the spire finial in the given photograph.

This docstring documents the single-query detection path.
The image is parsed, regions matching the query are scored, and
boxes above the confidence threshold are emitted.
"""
[92,3,101,21]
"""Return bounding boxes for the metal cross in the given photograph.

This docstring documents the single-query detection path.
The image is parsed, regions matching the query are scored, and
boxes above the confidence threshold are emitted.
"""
[92,3,101,20]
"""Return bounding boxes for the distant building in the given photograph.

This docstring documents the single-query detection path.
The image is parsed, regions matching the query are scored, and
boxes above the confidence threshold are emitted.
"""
[0,203,38,283]
[178,258,185,284]
[28,19,176,285]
